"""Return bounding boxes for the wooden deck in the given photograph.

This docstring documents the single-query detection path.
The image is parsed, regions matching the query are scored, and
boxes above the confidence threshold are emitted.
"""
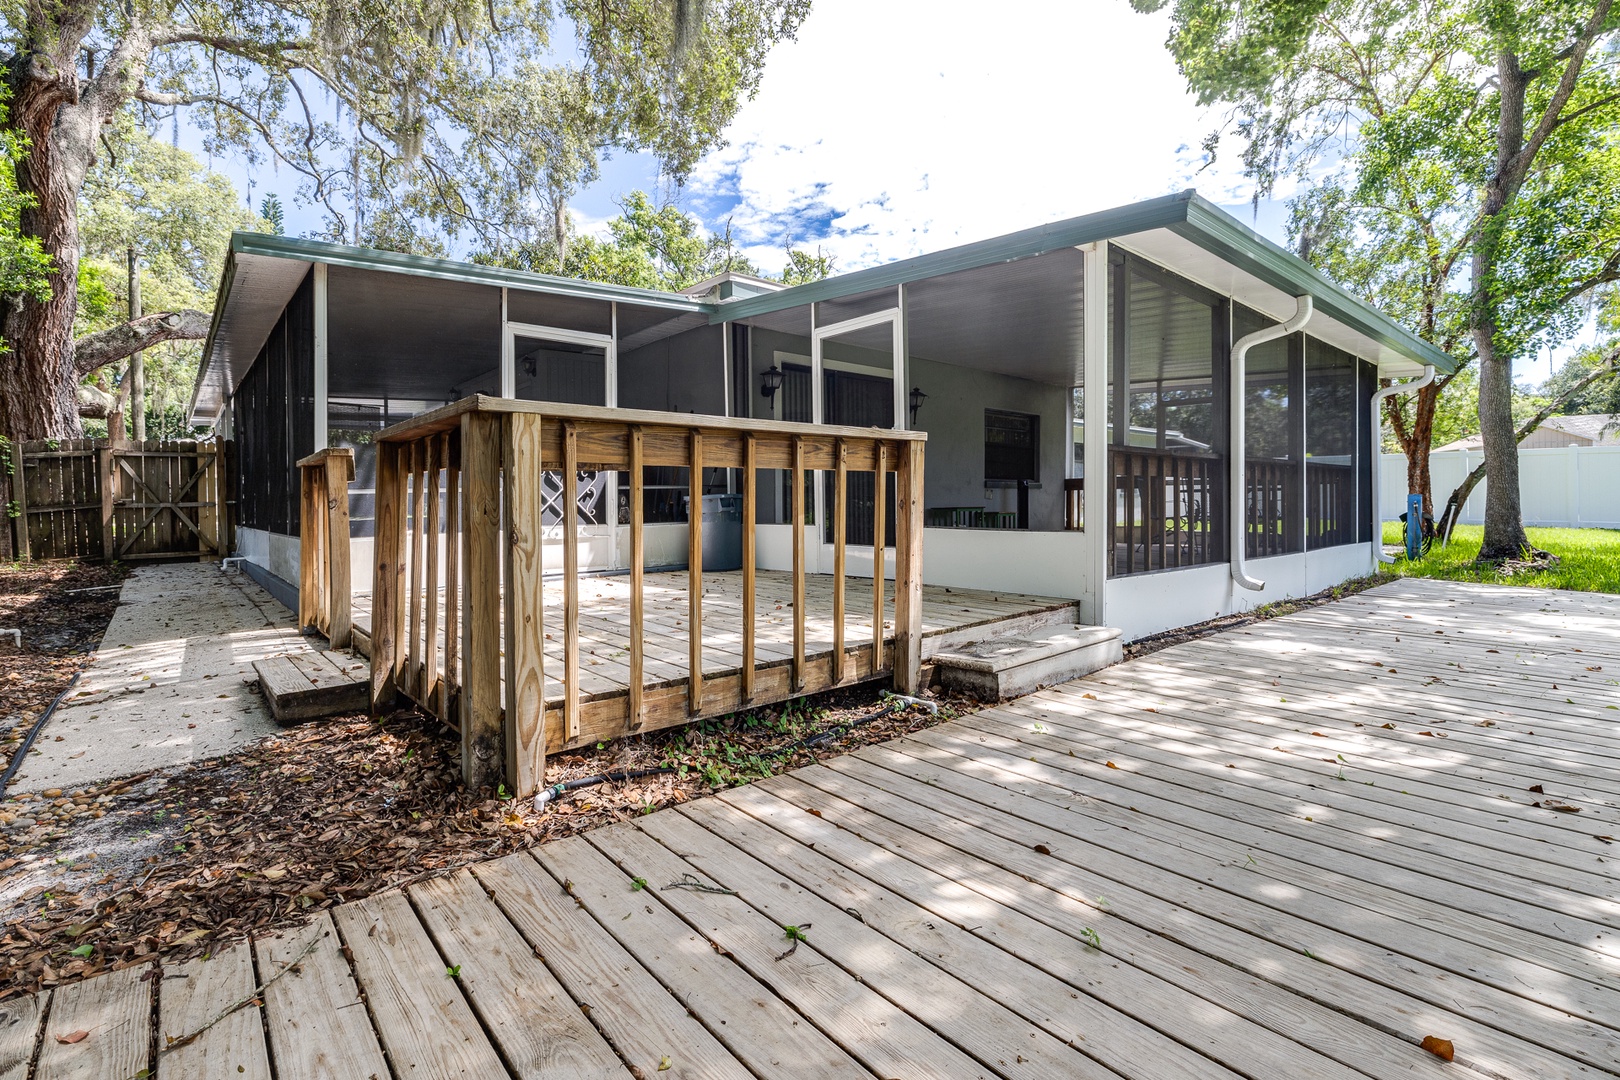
[10,578,1620,1079]
[352,569,1078,749]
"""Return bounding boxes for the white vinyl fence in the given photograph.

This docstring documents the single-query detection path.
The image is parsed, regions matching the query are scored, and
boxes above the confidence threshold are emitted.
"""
[1380,446,1620,529]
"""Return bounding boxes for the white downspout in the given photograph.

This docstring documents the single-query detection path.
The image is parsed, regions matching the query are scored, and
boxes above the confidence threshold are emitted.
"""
[1230,295,1314,591]
[1370,364,1436,563]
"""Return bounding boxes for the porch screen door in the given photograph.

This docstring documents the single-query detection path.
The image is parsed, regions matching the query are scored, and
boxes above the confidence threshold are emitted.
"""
[811,310,903,550]
[507,323,620,571]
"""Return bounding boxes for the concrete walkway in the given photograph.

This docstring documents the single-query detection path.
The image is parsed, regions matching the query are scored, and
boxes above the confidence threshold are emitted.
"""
[8,563,316,794]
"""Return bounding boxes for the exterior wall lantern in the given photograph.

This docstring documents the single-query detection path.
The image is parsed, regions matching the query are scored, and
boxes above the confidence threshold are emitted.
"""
[760,364,785,406]
[909,386,928,425]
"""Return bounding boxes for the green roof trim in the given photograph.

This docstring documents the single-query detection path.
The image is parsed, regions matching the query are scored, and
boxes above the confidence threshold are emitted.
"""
[1174,196,1454,372]
[709,190,1456,375]
[710,190,1192,323]
[228,231,715,313]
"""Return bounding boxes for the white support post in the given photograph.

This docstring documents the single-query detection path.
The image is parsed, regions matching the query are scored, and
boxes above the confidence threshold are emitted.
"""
[1081,242,1110,623]
[500,287,515,398]
[894,284,908,432]
[313,262,329,450]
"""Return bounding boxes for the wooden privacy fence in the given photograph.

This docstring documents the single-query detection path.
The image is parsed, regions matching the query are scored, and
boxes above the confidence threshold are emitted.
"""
[361,395,925,798]
[297,448,355,648]
[6,437,233,561]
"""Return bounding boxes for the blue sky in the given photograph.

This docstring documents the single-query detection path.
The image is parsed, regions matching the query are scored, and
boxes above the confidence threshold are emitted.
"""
[190,0,1587,383]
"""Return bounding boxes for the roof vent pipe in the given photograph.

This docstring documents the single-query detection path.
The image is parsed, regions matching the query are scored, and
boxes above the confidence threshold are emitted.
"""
[1369,364,1436,563]
[1230,295,1314,592]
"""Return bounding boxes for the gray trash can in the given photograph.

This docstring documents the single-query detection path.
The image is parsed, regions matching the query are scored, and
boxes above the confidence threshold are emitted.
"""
[683,493,743,571]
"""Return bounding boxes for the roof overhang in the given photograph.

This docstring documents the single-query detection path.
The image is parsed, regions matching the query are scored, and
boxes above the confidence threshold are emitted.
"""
[189,233,716,425]
[711,190,1455,379]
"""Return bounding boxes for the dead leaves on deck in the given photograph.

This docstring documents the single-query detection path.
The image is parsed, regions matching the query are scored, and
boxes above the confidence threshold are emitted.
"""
[1420,1035,1455,1062]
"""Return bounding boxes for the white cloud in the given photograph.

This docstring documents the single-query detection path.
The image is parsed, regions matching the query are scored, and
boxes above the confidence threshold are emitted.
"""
[683,0,1271,272]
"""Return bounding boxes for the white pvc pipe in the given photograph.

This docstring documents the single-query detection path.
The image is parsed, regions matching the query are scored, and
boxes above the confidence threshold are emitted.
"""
[1370,364,1436,563]
[1230,295,1314,591]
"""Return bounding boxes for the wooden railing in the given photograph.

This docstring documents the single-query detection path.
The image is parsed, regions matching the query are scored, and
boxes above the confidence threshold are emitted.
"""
[1307,461,1356,548]
[1243,459,1300,558]
[297,448,355,649]
[368,395,926,797]
[1109,448,1223,575]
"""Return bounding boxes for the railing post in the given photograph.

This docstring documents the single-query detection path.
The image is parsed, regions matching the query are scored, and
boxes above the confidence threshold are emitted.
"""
[628,425,645,729]
[687,430,704,714]
[791,435,806,692]
[741,434,757,702]
[894,438,924,694]
[324,450,354,649]
[299,459,323,631]
[462,413,507,790]
[370,442,405,713]
[832,438,847,685]
[871,444,886,674]
[502,412,547,797]
[562,422,581,742]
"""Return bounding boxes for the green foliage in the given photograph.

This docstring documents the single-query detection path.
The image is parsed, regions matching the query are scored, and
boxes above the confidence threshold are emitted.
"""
[75,119,268,432]
[71,0,813,250]
[1383,523,1620,593]
[0,89,52,350]
[259,194,286,235]
[476,190,764,291]
[1145,0,1620,357]
[781,246,835,286]
[1540,343,1620,417]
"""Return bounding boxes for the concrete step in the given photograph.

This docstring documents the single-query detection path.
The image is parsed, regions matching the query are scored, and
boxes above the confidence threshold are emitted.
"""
[932,624,1122,702]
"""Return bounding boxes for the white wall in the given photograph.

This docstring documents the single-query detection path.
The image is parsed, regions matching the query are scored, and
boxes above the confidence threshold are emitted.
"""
[237,526,301,588]
[1380,447,1620,529]
[1103,543,1375,641]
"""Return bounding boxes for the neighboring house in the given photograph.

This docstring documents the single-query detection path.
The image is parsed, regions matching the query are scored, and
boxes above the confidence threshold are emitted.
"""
[1434,413,1620,451]
[189,190,1455,641]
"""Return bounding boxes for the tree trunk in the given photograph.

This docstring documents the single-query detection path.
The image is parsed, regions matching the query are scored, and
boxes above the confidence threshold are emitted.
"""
[2,29,101,442]
[1473,49,1532,561]
[1385,379,1442,518]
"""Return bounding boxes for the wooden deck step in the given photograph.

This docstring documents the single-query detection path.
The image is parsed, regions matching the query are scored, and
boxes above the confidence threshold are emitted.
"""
[252,649,369,725]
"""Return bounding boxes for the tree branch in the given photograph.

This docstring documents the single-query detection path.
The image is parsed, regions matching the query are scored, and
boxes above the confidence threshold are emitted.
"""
[74,311,211,376]
[1510,0,1614,188]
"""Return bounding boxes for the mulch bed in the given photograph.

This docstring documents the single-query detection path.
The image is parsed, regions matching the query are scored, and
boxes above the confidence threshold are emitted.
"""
[0,561,128,782]
[1121,571,1396,660]
[0,678,973,999]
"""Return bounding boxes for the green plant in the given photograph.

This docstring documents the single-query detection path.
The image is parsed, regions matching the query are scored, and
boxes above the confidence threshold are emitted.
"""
[630,876,649,892]
[446,964,461,979]
[1080,927,1102,950]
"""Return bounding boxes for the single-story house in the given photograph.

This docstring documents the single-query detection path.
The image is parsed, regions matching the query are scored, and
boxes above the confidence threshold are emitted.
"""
[1435,413,1620,452]
[189,189,1453,641]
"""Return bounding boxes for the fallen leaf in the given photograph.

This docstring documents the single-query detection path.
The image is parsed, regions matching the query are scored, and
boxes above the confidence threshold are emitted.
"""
[1033,844,1052,855]
[1547,804,1582,813]
[1528,784,1544,793]
[1380,722,1396,730]
[1105,761,1119,769]
[658,1056,673,1072]
[1420,1036,1454,1062]
[54,1031,89,1045]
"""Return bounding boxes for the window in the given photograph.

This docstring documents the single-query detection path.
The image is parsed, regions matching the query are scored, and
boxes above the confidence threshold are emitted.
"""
[1235,305,1303,557]
[1106,251,1228,574]
[1305,338,1359,548]
[985,409,1040,483]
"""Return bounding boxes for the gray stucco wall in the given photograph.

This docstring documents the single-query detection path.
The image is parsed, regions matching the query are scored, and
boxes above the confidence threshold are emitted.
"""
[619,324,727,414]
[908,356,1071,531]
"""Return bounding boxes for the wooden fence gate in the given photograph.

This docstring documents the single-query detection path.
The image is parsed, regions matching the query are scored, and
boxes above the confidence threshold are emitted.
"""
[6,438,235,562]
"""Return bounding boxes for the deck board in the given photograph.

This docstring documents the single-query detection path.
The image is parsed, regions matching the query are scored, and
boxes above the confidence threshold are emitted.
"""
[9,578,1620,1078]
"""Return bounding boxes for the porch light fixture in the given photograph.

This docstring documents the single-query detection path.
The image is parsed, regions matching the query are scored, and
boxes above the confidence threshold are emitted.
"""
[909,386,928,425]
[760,364,784,405]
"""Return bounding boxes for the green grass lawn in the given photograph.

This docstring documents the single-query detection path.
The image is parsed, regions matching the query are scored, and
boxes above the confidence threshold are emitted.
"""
[1380,523,1620,594]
